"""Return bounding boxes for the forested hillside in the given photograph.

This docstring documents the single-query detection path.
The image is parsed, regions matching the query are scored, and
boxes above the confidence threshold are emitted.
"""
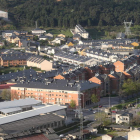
[0,0,140,28]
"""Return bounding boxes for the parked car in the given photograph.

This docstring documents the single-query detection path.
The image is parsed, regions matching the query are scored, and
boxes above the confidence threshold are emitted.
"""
[99,105,102,108]
[89,108,93,111]
[111,110,117,113]
[93,110,97,114]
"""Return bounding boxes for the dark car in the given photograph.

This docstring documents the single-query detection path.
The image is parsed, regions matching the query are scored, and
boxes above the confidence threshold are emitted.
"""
[89,108,93,111]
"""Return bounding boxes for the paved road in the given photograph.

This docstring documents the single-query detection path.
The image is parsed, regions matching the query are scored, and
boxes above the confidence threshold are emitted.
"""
[66,96,120,124]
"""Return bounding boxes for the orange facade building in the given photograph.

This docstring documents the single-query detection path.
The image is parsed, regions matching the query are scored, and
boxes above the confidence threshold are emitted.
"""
[11,79,101,108]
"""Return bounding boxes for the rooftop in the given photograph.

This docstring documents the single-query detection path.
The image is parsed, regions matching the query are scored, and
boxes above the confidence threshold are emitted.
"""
[11,79,100,91]
[0,98,41,110]
[0,104,66,125]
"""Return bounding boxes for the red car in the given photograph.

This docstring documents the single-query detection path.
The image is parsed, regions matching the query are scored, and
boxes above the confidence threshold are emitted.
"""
[99,105,102,108]
[111,110,117,113]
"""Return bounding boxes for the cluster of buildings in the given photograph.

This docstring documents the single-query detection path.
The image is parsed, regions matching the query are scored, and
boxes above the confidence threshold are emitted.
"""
[0,24,140,109]
[54,48,125,67]
[0,53,138,107]
[0,22,140,139]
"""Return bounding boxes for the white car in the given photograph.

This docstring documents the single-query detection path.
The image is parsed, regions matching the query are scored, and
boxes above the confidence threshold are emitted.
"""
[93,110,97,114]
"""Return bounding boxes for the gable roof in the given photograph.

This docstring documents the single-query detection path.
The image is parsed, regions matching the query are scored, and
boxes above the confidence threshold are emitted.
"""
[54,74,65,80]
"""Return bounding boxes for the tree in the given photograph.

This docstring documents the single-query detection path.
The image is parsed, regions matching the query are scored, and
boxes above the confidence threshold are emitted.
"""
[70,100,76,108]
[1,89,11,100]
[11,90,19,100]
[33,36,39,41]
[122,79,140,97]
[91,94,98,104]
[94,112,107,123]
[88,19,91,26]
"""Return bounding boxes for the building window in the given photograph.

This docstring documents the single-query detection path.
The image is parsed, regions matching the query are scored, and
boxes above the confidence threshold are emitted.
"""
[54,122,57,126]
[58,121,60,126]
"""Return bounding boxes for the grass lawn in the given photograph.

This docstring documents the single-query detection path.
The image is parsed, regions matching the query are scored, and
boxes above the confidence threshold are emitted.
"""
[86,28,105,39]
[88,136,102,140]
[46,28,73,37]
[98,129,118,136]
[111,95,140,110]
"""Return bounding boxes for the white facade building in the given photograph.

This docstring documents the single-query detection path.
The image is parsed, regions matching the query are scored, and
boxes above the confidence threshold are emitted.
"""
[116,111,133,124]
[0,10,8,19]
[75,24,89,39]
[27,56,52,71]
[31,28,46,35]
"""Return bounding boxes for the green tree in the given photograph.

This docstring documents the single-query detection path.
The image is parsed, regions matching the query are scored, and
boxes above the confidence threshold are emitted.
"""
[33,36,39,41]
[70,100,76,108]
[122,79,134,97]
[1,89,11,100]
[91,94,98,104]
[88,19,91,26]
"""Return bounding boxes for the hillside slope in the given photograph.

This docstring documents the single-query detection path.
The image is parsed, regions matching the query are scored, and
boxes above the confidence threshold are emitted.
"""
[0,0,140,28]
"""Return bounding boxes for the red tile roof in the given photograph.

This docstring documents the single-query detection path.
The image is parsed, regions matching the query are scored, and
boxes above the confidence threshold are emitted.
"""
[0,84,15,89]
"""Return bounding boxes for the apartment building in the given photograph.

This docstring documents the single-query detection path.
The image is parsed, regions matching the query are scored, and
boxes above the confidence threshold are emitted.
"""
[75,24,89,39]
[11,79,101,107]
[78,38,138,48]
[99,63,115,74]
[54,52,101,66]
[27,56,52,71]
[0,53,32,67]
[89,74,110,96]
[114,55,138,72]
[85,65,101,78]
[0,10,8,19]
[108,71,125,94]
[85,49,124,62]
[54,67,89,81]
